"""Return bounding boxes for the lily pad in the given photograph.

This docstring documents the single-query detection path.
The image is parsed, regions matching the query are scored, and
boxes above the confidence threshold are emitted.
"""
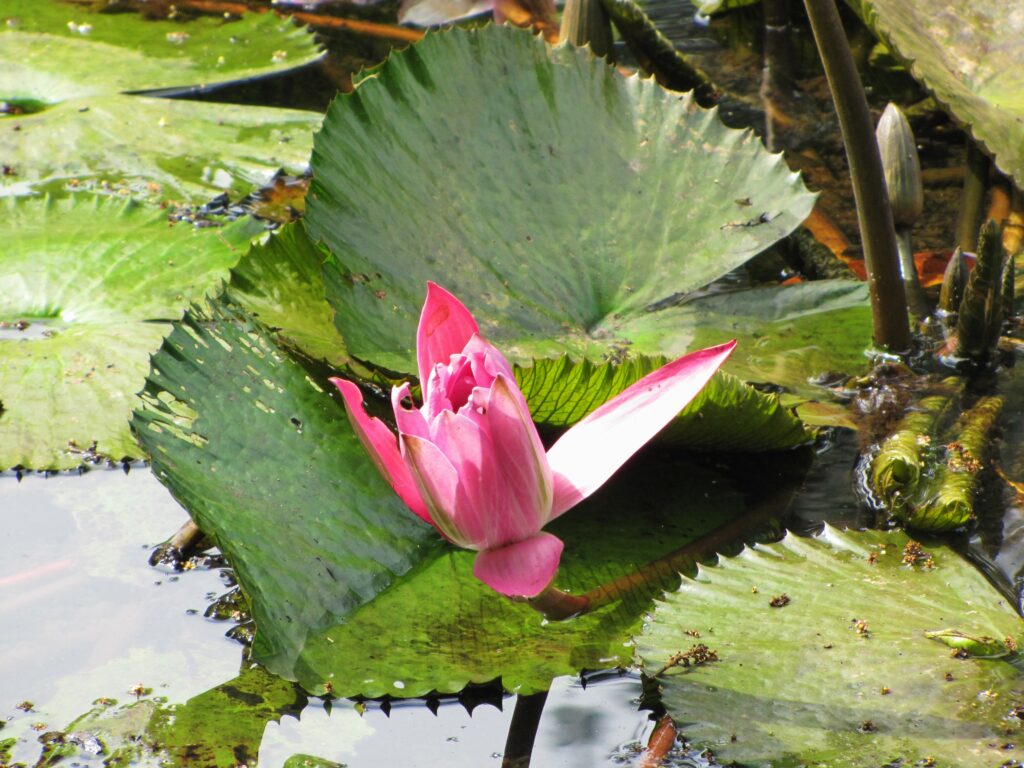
[227,222,349,368]
[517,360,812,451]
[0,92,320,203]
[307,26,820,384]
[0,195,259,469]
[638,526,1024,766]
[133,301,438,679]
[847,0,1024,188]
[296,450,752,697]
[133,300,801,695]
[0,0,321,101]
[0,1,322,201]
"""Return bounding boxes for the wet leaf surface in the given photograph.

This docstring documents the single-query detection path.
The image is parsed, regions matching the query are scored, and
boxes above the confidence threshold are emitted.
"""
[638,526,1024,766]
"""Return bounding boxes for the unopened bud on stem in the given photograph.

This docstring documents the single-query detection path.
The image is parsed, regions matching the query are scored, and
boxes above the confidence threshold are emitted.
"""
[876,103,923,228]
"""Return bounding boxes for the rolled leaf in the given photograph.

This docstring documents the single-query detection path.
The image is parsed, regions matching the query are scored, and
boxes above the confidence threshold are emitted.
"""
[870,381,960,508]
[904,395,1003,531]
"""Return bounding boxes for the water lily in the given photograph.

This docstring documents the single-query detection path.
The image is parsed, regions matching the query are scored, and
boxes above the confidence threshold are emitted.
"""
[332,283,734,599]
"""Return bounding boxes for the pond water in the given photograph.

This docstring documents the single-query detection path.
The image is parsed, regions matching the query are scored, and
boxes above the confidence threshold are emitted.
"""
[4,0,1024,765]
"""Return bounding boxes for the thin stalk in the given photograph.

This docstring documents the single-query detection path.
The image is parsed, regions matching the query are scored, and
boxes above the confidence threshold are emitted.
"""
[802,0,910,351]
[955,141,989,252]
[895,227,929,317]
[560,0,614,59]
[501,691,549,768]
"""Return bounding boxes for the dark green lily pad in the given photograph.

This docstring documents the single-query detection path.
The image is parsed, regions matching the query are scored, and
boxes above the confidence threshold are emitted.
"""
[0,195,259,469]
[296,451,750,697]
[0,0,321,101]
[307,26,820,384]
[133,301,438,679]
[134,300,793,696]
[847,0,1024,188]
[638,526,1024,766]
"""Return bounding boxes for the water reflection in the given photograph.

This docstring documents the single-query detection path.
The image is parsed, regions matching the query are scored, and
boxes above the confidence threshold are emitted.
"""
[258,676,651,767]
[0,468,240,765]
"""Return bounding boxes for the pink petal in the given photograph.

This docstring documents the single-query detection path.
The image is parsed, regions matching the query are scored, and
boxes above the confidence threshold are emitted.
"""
[483,375,553,533]
[545,341,736,517]
[417,282,479,389]
[473,532,564,597]
[390,382,429,439]
[331,377,431,524]
[401,433,469,546]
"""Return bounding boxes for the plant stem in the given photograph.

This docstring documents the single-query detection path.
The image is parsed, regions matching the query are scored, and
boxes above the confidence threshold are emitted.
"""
[501,691,549,768]
[802,0,910,351]
[561,0,614,59]
[955,141,989,252]
[895,227,929,317]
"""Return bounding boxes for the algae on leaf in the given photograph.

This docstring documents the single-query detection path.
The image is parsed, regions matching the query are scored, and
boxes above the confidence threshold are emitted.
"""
[638,526,1024,766]
[0,195,259,470]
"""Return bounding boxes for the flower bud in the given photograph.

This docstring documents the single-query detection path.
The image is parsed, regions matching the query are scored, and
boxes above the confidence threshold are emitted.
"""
[876,103,923,228]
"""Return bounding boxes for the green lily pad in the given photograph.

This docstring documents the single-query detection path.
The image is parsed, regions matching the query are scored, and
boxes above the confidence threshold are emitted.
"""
[296,451,751,697]
[847,0,1024,188]
[307,26,819,382]
[132,301,438,679]
[0,0,321,102]
[133,299,799,696]
[638,526,1024,766]
[227,222,349,368]
[48,664,305,768]
[0,195,259,469]
[0,93,320,203]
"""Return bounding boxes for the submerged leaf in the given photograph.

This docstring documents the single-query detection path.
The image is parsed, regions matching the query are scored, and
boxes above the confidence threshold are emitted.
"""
[638,526,1024,766]
[0,94,320,203]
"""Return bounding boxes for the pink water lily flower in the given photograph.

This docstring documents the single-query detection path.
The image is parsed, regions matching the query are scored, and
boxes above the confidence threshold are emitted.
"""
[331,283,735,599]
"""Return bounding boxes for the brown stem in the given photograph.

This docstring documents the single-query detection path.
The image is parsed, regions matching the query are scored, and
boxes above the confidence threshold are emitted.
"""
[501,690,549,768]
[638,715,677,768]
[176,0,425,42]
[760,0,794,152]
[802,0,910,351]
[527,584,591,620]
[955,141,989,253]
